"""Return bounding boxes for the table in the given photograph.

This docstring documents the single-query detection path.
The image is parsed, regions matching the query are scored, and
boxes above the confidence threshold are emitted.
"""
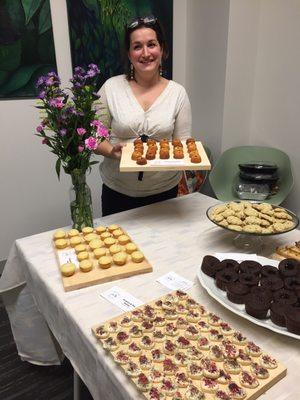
[1,193,300,400]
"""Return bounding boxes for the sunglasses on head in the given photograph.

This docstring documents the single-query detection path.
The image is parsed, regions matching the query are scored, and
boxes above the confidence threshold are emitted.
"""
[127,15,157,29]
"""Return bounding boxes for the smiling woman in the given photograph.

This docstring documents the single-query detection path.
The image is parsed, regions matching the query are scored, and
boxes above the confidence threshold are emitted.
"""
[94,15,192,216]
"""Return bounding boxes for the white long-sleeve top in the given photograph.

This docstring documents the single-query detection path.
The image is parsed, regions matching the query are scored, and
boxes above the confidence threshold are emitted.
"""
[97,74,192,197]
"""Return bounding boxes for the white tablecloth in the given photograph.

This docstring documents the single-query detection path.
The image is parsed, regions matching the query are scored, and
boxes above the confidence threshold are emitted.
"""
[1,193,300,399]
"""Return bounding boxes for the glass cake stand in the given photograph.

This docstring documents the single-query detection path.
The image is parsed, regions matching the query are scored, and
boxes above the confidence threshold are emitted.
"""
[206,201,299,253]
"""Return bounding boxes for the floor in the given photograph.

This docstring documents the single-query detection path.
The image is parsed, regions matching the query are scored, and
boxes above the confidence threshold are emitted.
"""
[0,295,74,400]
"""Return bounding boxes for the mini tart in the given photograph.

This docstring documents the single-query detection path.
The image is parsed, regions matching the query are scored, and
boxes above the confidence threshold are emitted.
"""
[116,331,130,344]
[232,331,247,346]
[245,341,262,357]
[112,251,127,266]
[139,355,151,370]
[164,309,178,320]
[95,225,106,235]
[187,362,203,380]
[100,231,111,240]
[259,353,278,369]
[185,325,200,340]
[227,382,246,399]
[175,372,190,388]
[171,391,183,400]
[93,247,107,259]
[201,377,219,393]
[55,239,68,249]
[120,316,132,327]
[217,369,231,384]
[114,350,129,365]
[118,234,130,245]
[125,242,138,254]
[84,233,98,243]
[126,361,141,378]
[129,324,142,337]
[220,322,234,335]
[136,372,152,392]
[153,329,166,342]
[208,313,222,326]
[60,262,76,277]
[201,358,220,379]
[165,322,179,336]
[223,360,241,375]
[102,337,118,351]
[109,244,123,255]
[149,387,166,400]
[198,305,208,317]
[141,320,154,332]
[77,251,89,262]
[103,237,116,248]
[209,329,224,342]
[143,305,156,320]
[131,250,144,263]
[174,351,189,366]
[112,229,123,238]
[106,321,119,333]
[153,315,166,327]
[53,230,66,240]
[198,321,210,332]
[131,309,143,322]
[176,304,188,314]
[140,335,154,349]
[250,362,270,379]
[151,348,165,363]
[175,290,189,301]
[98,255,112,269]
[81,226,94,235]
[222,342,238,359]
[127,341,142,357]
[75,243,87,253]
[150,368,164,383]
[162,300,176,311]
[197,336,210,350]
[215,390,232,400]
[79,259,93,272]
[163,358,178,375]
[239,371,259,388]
[89,239,103,250]
[164,339,176,354]
[209,345,224,362]
[164,293,178,304]
[185,385,206,400]
[108,224,119,232]
[95,325,109,339]
[176,336,191,349]
[160,378,177,396]
[186,310,201,323]
[67,229,80,238]
[177,317,188,330]
[236,349,252,366]
[187,346,203,361]
[69,236,82,247]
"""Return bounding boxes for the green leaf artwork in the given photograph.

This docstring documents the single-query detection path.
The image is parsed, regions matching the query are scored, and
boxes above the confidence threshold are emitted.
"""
[0,0,57,99]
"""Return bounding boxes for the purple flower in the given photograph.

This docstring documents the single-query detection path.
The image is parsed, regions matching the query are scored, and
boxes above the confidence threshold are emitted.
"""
[77,127,86,136]
[78,145,84,153]
[59,129,67,136]
[88,64,100,73]
[49,98,64,108]
[36,125,43,133]
[85,137,98,150]
[36,76,45,88]
[74,66,85,74]
[38,90,46,99]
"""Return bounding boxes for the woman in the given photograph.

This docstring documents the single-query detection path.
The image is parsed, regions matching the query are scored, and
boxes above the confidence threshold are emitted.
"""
[95,15,192,216]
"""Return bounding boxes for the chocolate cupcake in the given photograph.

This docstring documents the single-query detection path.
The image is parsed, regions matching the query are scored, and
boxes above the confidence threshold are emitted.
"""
[250,286,273,303]
[260,276,284,292]
[219,259,240,273]
[226,282,250,304]
[273,289,298,305]
[285,306,300,335]
[239,260,262,276]
[215,269,238,291]
[270,302,288,327]
[201,255,221,277]
[238,272,260,288]
[245,293,271,320]
[260,265,279,278]
[284,276,300,292]
[278,258,300,278]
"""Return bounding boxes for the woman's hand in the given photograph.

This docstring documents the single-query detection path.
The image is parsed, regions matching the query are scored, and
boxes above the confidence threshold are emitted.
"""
[109,143,123,160]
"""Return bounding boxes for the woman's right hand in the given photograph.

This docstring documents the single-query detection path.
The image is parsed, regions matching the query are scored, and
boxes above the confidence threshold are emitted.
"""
[110,143,123,160]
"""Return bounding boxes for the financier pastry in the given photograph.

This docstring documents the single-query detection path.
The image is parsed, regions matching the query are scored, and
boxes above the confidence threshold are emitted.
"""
[79,259,93,272]
[131,250,144,263]
[81,226,94,235]
[53,230,66,240]
[67,229,80,238]
[55,239,68,249]
[98,255,112,269]
[118,235,130,245]
[93,247,107,259]
[113,252,127,266]
[69,236,82,247]
[60,262,76,277]
[77,251,89,261]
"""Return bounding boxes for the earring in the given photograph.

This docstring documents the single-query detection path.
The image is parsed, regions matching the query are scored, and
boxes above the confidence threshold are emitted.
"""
[159,64,163,77]
[130,63,134,80]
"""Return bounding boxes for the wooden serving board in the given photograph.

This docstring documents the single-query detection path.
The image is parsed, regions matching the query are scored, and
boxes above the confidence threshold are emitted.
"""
[54,227,152,292]
[119,141,211,172]
[92,291,286,400]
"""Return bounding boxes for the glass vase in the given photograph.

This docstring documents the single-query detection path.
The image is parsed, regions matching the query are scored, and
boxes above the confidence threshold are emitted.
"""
[69,169,93,230]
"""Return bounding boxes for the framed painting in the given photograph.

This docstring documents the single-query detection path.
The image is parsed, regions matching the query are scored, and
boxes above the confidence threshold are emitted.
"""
[0,0,57,99]
[66,0,173,88]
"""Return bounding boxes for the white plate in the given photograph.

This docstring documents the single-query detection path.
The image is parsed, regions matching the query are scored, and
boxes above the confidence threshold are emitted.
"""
[197,255,300,340]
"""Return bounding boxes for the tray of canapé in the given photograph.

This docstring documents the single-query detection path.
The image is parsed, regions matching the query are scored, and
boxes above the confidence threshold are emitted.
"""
[120,137,211,172]
[92,291,286,400]
[52,224,152,291]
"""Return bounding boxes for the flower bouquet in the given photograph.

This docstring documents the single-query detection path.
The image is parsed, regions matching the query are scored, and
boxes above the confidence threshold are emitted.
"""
[35,64,109,230]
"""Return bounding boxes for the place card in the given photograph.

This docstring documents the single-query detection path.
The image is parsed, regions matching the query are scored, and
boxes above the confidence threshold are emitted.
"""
[101,286,144,312]
[57,248,79,266]
[157,271,194,291]
[215,252,258,262]
[149,159,185,166]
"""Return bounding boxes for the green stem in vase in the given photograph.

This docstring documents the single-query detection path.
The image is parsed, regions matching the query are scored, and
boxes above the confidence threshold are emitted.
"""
[70,169,93,230]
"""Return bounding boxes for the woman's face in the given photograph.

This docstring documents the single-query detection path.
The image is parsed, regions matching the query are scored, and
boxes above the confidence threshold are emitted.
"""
[128,27,163,78]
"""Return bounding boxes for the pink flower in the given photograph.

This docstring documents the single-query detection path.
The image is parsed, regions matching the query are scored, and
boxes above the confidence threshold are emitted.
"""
[77,127,86,136]
[96,125,109,138]
[90,120,101,128]
[49,98,64,108]
[36,125,43,133]
[78,145,84,153]
[85,137,98,150]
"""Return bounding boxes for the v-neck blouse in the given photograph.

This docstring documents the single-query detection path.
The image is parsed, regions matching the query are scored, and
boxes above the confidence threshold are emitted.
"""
[97,75,192,197]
